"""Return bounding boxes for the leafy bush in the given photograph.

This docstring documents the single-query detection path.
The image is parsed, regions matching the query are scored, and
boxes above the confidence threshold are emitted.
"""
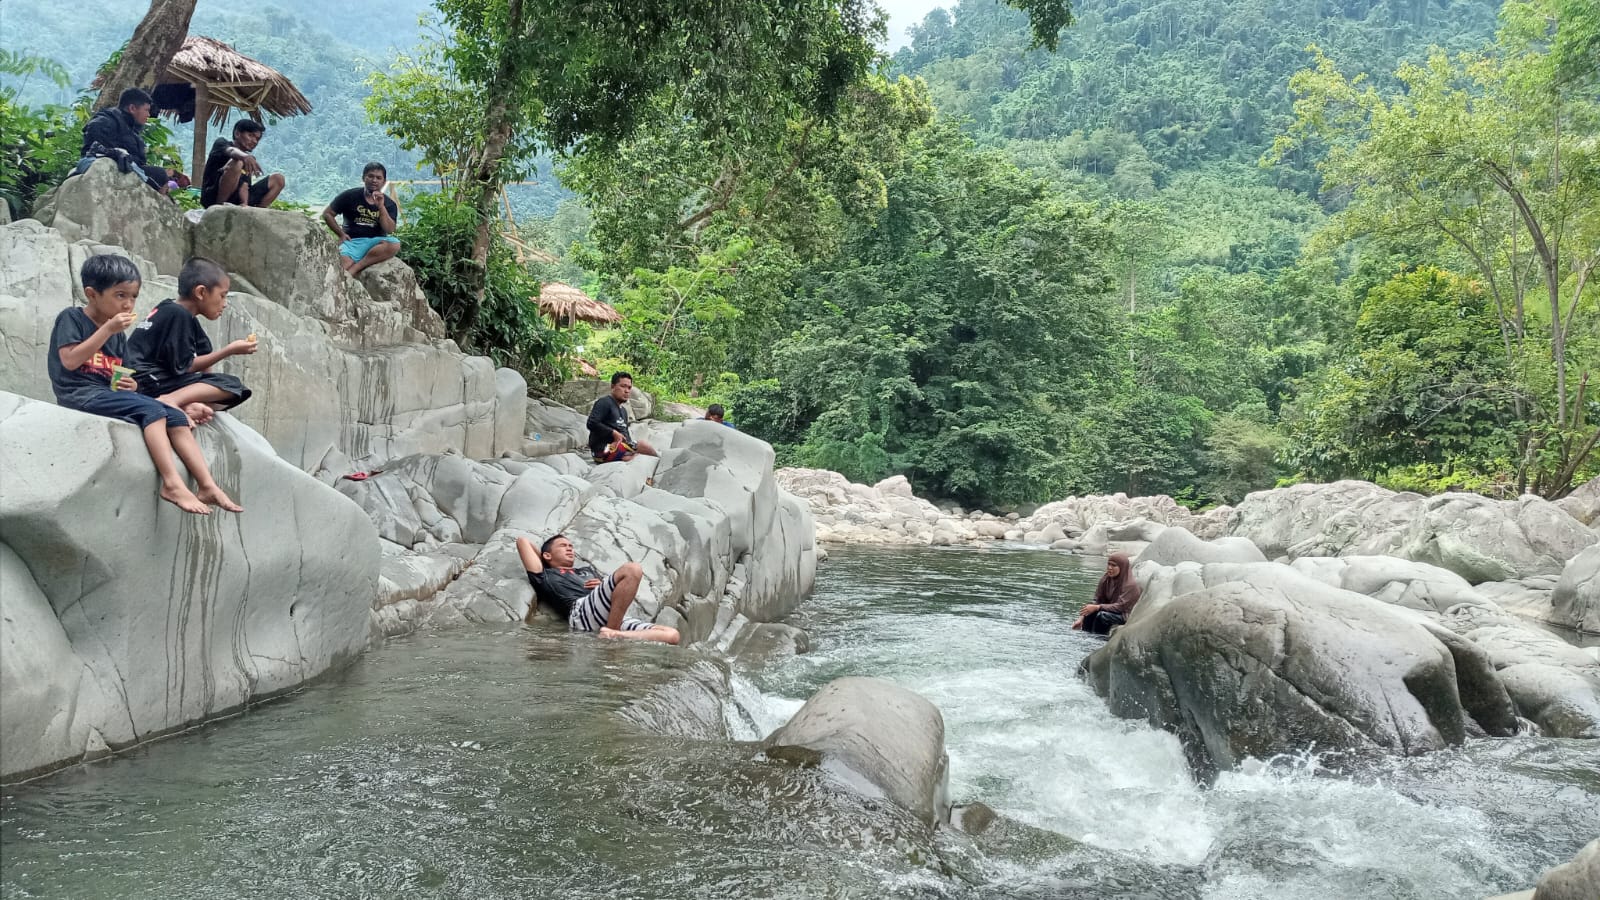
[396,189,574,391]
[0,51,80,218]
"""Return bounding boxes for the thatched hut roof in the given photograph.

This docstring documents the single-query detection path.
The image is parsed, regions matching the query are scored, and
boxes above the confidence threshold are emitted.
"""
[537,282,621,325]
[161,36,313,125]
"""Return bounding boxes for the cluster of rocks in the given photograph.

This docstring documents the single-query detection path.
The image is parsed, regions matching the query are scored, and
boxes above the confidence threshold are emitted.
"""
[777,467,1228,550]
[0,163,815,780]
[1084,487,1600,779]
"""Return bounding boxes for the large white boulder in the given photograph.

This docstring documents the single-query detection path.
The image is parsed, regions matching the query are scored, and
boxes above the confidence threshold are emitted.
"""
[32,159,188,276]
[1083,577,1518,774]
[1551,545,1600,634]
[0,205,527,473]
[1535,838,1600,900]
[764,677,952,826]
[0,393,377,780]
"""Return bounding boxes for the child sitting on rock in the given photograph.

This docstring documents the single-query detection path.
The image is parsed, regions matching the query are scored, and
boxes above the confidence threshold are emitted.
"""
[126,256,257,427]
[47,253,242,515]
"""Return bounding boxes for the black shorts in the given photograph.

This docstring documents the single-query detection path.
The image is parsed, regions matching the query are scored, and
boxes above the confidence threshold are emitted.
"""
[136,371,251,408]
[66,389,190,430]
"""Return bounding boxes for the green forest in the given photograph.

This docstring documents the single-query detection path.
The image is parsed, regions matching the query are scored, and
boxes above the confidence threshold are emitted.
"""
[3,0,1596,509]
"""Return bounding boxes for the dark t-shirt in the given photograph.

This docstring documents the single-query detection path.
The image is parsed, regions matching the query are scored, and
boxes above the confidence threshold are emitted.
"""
[200,138,250,207]
[47,307,126,406]
[328,188,397,239]
[586,395,631,456]
[528,565,602,619]
[126,299,211,384]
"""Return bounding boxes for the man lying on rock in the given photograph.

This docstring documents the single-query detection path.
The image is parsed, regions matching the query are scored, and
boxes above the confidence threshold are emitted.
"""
[517,534,680,644]
[587,371,658,463]
[1072,552,1141,635]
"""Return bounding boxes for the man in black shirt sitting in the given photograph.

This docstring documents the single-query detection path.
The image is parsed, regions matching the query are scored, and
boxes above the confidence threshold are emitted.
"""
[200,119,285,208]
[321,162,401,276]
[517,534,680,644]
[586,371,659,463]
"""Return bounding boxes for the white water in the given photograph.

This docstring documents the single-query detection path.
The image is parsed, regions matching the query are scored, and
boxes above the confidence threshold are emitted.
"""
[733,545,1600,899]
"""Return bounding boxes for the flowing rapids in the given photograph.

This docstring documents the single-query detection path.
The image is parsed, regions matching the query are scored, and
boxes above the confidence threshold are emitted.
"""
[4,546,1596,898]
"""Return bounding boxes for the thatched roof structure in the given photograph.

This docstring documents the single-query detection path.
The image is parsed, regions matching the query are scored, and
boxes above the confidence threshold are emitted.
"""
[160,36,312,125]
[537,282,621,326]
[96,36,313,185]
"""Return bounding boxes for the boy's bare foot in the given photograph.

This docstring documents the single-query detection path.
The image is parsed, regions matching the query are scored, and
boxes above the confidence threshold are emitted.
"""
[196,484,243,512]
[184,402,215,426]
[161,482,212,515]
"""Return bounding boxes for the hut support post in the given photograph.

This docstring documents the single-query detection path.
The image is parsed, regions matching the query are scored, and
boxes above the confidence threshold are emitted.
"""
[190,81,209,188]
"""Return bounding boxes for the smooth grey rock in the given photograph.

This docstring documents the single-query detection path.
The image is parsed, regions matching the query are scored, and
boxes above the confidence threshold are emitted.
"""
[729,622,811,666]
[617,659,731,740]
[33,159,188,275]
[0,393,376,780]
[524,399,588,457]
[1137,526,1266,566]
[1085,578,1518,774]
[1534,838,1600,900]
[1494,664,1600,738]
[554,377,653,420]
[1230,482,1595,583]
[764,676,951,826]
[1552,545,1600,633]
[1556,478,1600,526]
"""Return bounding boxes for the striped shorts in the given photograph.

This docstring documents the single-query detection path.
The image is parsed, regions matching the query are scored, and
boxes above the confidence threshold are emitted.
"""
[569,573,652,633]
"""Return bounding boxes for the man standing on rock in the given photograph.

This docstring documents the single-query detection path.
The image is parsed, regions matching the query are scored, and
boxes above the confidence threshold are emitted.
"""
[517,534,680,644]
[587,371,658,463]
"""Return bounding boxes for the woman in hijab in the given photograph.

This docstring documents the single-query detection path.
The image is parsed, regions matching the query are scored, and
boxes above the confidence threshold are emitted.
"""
[1072,552,1141,635]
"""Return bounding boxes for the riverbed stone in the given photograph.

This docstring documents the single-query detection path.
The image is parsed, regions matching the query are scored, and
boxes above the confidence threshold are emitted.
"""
[1534,838,1600,900]
[764,676,952,826]
[0,393,376,781]
[1084,577,1518,774]
[1137,526,1266,566]
[32,159,188,275]
[1551,546,1600,634]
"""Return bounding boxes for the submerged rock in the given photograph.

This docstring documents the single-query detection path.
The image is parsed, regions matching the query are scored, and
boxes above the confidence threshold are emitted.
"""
[764,676,952,826]
[0,393,377,781]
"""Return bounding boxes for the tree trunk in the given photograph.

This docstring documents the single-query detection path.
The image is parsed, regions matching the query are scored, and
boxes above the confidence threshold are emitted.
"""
[458,0,526,348]
[94,0,198,111]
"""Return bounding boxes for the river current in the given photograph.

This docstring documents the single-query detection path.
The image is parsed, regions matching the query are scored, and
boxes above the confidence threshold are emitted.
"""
[3,545,1596,898]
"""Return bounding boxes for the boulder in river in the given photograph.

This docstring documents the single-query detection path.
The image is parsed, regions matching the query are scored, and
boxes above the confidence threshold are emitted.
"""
[1083,576,1518,775]
[764,676,952,826]
[1551,545,1600,634]
[1534,837,1600,900]
[0,393,377,781]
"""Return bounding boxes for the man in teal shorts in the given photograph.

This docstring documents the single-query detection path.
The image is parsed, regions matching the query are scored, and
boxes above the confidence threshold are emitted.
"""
[322,162,401,276]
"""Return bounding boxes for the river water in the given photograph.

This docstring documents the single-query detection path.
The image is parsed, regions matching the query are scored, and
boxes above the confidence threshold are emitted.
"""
[3,545,1596,898]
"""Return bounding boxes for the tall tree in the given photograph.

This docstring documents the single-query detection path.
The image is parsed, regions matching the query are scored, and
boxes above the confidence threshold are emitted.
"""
[93,0,197,110]
[1274,0,1600,495]
[372,0,1075,348]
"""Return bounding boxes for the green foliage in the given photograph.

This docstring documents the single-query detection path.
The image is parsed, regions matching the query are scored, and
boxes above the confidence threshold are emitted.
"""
[0,51,80,217]
[396,190,573,389]
[738,124,1120,507]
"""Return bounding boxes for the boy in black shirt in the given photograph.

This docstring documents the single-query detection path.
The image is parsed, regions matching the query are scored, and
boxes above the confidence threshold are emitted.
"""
[127,256,258,425]
[47,254,241,515]
[321,161,400,276]
[200,119,285,208]
[516,534,680,644]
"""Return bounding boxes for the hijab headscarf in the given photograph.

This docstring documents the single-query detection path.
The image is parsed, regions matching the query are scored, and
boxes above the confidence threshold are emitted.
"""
[1092,552,1141,615]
